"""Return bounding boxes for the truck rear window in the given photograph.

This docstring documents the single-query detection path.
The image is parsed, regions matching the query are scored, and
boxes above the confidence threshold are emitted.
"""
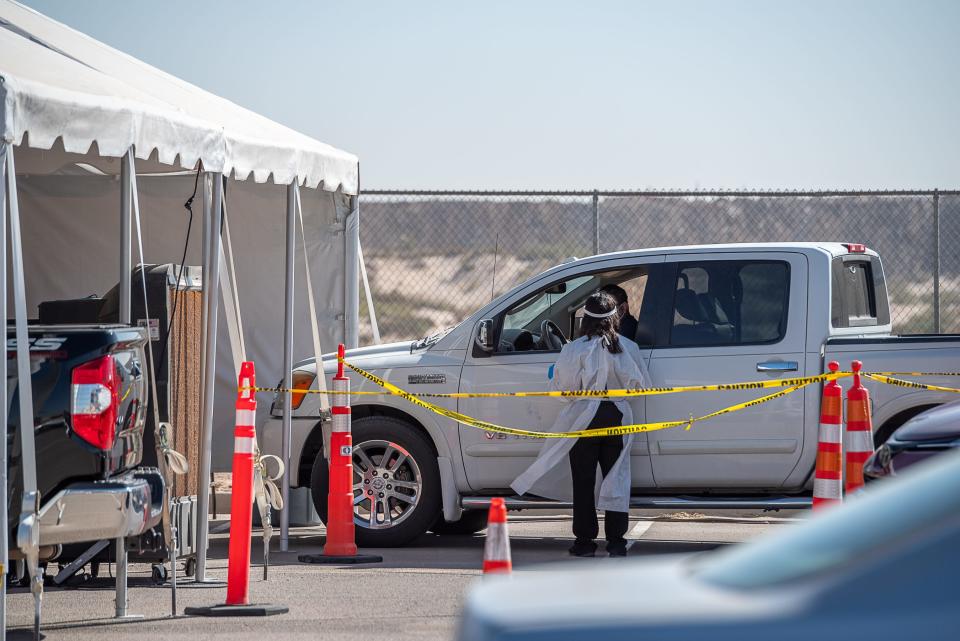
[831,256,890,328]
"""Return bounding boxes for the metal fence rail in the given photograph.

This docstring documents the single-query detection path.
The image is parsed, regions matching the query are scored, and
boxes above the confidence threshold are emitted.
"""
[358,189,960,344]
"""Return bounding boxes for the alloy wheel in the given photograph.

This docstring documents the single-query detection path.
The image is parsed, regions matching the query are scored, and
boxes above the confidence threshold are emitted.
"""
[352,439,422,529]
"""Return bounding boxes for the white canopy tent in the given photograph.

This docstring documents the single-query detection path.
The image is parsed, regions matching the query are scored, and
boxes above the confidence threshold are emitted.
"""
[0,0,361,620]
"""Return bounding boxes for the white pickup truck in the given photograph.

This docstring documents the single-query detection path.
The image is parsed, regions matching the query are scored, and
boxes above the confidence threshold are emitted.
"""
[260,242,960,546]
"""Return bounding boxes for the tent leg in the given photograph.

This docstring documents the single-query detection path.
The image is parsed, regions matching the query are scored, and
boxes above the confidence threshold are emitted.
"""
[113,537,142,619]
[280,182,297,551]
[115,537,127,616]
[6,145,43,639]
[119,151,132,323]
[1,142,7,641]
[200,173,210,419]
[344,195,360,349]
[195,172,223,581]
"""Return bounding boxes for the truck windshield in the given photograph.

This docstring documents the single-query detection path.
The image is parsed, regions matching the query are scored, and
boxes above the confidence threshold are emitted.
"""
[692,451,960,590]
[504,275,593,331]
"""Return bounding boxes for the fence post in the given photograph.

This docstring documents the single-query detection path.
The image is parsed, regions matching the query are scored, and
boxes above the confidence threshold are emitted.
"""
[592,190,600,255]
[933,190,940,334]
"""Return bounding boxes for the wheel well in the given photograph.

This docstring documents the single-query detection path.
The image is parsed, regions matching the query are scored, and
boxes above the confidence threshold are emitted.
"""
[297,421,325,489]
[297,404,439,488]
[875,404,939,446]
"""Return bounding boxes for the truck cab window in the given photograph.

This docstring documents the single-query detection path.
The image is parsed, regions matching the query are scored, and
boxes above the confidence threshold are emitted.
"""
[670,261,789,347]
[498,268,649,353]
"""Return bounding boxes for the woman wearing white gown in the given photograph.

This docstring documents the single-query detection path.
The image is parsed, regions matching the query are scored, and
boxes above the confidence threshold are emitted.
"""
[512,291,651,557]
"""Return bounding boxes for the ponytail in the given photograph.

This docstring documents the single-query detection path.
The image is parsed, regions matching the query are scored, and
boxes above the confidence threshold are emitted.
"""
[580,291,622,354]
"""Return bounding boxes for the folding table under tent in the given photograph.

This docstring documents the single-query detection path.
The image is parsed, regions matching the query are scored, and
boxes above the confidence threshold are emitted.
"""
[1,0,360,629]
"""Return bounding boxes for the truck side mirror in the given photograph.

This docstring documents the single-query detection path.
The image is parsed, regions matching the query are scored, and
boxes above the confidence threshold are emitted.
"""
[475,319,495,354]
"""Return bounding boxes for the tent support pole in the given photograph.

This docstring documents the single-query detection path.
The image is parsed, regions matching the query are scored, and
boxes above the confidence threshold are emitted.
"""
[200,174,210,444]
[6,146,37,495]
[281,182,297,551]
[6,144,43,636]
[1,142,7,641]
[195,172,223,581]
[119,151,132,323]
[344,195,360,349]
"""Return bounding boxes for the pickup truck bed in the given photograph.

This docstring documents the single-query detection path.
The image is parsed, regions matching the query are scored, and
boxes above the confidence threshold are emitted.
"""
[825,334,960,443]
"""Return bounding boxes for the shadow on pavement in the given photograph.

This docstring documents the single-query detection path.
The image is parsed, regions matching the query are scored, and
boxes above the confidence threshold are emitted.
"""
[257,530,729,572]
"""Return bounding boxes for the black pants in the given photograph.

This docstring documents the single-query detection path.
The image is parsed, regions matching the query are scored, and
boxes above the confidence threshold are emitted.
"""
[568,401,629,547]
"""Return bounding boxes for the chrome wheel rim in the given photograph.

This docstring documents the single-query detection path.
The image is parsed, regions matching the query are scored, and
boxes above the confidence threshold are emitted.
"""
[352,439,422,529]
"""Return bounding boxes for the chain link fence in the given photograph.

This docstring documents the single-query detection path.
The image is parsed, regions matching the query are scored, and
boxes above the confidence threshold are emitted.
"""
[358,190,960,344]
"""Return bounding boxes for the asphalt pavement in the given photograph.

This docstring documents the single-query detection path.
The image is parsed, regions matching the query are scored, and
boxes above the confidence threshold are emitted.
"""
[5,510,803,641]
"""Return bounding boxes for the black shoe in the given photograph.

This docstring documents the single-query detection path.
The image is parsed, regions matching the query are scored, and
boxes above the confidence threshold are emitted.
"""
[607,542,628,557]
[568,542,597,557]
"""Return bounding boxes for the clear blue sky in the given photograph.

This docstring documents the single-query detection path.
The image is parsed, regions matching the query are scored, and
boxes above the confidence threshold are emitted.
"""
[20,0,960,189]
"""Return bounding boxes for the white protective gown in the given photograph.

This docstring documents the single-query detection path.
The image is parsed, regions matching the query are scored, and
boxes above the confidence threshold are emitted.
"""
[511,334,651,513]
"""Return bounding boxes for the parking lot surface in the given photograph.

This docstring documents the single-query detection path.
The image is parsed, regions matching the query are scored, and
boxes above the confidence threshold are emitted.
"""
[6,510,801,641]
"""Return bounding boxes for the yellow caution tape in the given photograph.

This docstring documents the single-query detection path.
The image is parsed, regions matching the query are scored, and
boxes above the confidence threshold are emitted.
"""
[870,371,960,377]
[246,360,960,439]
[864,373,960,394]
[341,358,810,438]
[249,370,848,400]
[248,367,960,401]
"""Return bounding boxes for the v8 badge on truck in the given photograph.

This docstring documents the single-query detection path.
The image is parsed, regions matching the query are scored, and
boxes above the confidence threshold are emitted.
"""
[408,373,446,385]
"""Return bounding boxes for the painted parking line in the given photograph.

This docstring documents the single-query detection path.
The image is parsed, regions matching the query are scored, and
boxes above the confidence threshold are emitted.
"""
[625,520,653,549]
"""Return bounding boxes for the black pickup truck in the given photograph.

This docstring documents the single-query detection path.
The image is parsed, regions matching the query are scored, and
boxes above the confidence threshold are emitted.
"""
[7,324,164,567]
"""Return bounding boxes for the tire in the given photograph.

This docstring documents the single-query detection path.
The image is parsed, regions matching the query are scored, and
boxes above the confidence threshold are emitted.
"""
[429,509,488,536]
[151,564,168,585]
[310,416,441,547]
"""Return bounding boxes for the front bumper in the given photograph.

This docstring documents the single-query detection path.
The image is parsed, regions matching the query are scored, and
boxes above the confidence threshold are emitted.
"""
[38,468,164,546]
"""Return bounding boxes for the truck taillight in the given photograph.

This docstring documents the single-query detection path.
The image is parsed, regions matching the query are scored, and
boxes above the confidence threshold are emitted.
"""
[844,243,867,253]
[70,355,119,450]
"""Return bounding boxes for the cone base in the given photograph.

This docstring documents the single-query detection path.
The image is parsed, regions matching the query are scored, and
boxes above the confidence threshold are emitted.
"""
[184,603,289,617]
[298,553,383,565]
[482,560,512,574]
[321,541,358,556]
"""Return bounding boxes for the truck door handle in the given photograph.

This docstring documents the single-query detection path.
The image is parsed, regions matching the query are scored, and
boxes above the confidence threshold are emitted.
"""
[756,361,799,372]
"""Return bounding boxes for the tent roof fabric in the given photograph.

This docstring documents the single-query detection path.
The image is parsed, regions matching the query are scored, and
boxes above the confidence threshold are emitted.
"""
[0,0,358,193]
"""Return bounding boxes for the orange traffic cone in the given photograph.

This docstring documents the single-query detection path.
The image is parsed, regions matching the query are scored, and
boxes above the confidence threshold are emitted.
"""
[845,360,874,495]
[813,361,843,510]
[298,345,382,566]
[482,498,512,574]
[185,363,288,616]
